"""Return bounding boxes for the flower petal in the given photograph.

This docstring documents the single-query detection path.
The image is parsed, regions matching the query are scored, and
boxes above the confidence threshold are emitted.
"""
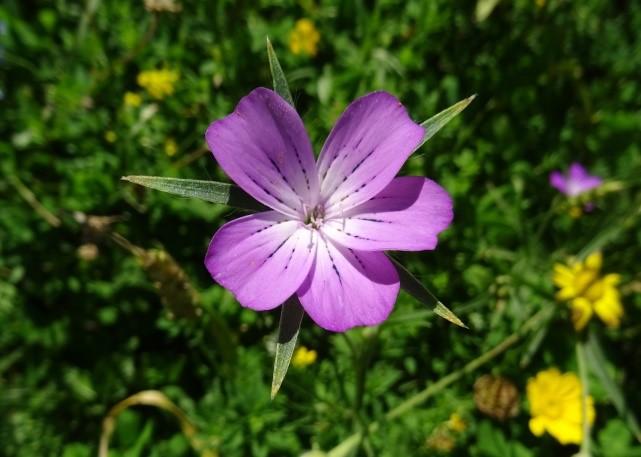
[317,92,425,213]
[205,88,319,217]
[322,177,453,251]
[570,297,593,331]
[567,163,602,196]
[205,211,315,311]
[549,171,567,194]
[297,236,399,332]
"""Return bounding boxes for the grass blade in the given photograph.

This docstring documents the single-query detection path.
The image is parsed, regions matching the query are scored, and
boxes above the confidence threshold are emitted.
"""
[586,330,641,443]
[266,37,294,107]
[122,175,266,211]
[271,297,305,399]
[390,257,467,328]
[416,95,476,151]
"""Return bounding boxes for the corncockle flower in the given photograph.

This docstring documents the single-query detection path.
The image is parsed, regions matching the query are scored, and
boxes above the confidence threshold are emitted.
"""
[204,88,453,332]
[549,162,602,197]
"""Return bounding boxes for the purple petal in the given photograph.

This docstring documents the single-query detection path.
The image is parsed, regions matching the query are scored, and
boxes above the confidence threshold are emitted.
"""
[322,177,453,251]
[549,171,568,195]
[568,162,589,181]
[572,175,602,194]
[205,88,319,217]
[317,92,425,215]
[566,163,602,196]
[205,211,315,311]
[297,236,399,332]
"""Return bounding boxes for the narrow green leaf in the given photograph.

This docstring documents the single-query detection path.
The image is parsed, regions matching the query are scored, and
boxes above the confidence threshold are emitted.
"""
[271,297,305,399]
[326,434,361,457]
[519,324,550,368]
[390,257,467,329]
[416,95,476,151]
[586,330,641,443]
[121,176,266,211]
[266,37,294,107]
[475,0,502,22]
[433,302,468,329]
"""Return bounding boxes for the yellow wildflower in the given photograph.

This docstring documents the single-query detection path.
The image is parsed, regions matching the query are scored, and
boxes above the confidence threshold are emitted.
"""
[568,205,583,219]
[553,252,623,331]
[137,69,179,99]
[447,413,466,433]
[105,130,117,143]
[164,138,178,157]
[527,368,595,445]
[289,19,320,57]
[124,91,142,108]
[292,346,317,368]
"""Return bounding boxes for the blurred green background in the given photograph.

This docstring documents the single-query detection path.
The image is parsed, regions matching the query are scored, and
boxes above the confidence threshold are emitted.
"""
[1,0,640,456]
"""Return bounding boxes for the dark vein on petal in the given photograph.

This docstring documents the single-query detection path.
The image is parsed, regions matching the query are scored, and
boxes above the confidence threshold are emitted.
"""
[349,217,392,224]
[334,227,376,241]
[283,129,311,192]
[251,219,288,235]
[349,249,367,271]
[265,234,292,262]
[247,174,298,213]
[325,242,342,284]
[283,245,297,271]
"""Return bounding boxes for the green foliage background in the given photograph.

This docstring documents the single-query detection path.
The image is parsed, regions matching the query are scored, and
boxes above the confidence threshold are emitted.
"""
[1,0,640,456]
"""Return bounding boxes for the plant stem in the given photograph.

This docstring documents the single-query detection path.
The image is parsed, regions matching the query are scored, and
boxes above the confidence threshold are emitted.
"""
[576,339,592,457]
[327,307,553,456]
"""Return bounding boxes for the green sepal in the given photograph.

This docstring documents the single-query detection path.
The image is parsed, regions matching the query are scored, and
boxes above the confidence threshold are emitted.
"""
[271,297,305,399]
[266,37,294,107]
[416,95,476,151]
[390,257,467,329]
[121,176,266,212]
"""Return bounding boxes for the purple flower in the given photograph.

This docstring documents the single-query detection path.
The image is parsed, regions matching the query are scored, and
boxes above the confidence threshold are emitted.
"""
[204,88,453,332]
[549,163,602,197]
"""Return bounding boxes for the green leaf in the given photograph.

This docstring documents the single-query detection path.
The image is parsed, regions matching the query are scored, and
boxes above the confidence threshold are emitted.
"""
[121,176,266,211]
[416,95,476,151]
[266,37,294,107]
[326,434,361,457]
[587,330,641,443]
[271,297,305,399]
[475,0,502,22]
[390,257,467,328]
[597,419,641,457]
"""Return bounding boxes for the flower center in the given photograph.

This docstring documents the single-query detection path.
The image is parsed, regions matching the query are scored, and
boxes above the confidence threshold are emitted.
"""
[305,204,325,229]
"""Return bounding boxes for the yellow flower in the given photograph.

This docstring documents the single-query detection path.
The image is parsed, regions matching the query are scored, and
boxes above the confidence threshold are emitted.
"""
[137,69,179,99]
[553,252,623,331]
[292,346,317,368]
[105,130,117,143]
[447,413,466,433]
[124,91,142,107]
[289,19,320,57]
[568,205,583,219]
[164,138,178,157]
[527,368,595,445]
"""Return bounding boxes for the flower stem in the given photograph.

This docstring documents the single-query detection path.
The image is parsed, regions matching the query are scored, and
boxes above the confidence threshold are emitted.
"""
[327,307,553,456]
[576,338,592,457]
